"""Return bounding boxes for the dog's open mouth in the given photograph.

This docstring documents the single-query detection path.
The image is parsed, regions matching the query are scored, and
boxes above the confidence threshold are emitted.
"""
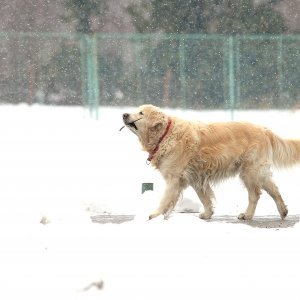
[127,121,138,130]
[120,118,142,131]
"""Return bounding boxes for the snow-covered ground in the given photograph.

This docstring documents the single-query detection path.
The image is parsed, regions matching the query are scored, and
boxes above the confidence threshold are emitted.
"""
[0,104,299,300]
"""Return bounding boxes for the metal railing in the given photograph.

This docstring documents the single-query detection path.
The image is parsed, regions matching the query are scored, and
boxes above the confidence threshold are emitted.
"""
[0,32,300,116]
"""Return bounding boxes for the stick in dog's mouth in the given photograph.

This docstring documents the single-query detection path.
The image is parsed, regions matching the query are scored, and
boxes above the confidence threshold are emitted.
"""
[119,118,142,131]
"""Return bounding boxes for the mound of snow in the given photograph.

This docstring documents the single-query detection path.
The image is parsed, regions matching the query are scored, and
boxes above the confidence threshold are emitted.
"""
[134,191,201,222]
[174,196,201,213]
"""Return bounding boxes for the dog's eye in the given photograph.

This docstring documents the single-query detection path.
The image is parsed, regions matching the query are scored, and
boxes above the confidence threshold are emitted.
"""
[139,111,144,115]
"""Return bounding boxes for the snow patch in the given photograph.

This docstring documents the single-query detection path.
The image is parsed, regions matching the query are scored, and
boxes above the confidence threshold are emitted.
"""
[0,105,299,300]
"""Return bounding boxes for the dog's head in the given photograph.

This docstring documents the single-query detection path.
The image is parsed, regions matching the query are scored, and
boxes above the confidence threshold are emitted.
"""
[122,104,169,150]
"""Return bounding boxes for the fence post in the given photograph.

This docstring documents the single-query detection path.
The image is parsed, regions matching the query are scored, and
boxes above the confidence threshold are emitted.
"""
[134,35,143,105]
[227,36,236,120]
[235,38,240,108]
[277,35,283,101]
[80,35,88,108]
[80,34,99,119]
[179,37,187,108]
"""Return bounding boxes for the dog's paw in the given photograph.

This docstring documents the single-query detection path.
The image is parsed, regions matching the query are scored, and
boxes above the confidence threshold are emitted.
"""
[149,211,161,220]
[199,212,213,220]
[238,213,252,220]
[280,206,288,220]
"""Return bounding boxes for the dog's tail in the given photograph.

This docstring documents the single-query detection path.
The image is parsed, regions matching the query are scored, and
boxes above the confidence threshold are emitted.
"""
[267,131,300,168]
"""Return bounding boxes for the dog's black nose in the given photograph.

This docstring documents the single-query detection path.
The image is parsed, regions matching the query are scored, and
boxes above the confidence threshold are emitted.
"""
[123,113,129,121]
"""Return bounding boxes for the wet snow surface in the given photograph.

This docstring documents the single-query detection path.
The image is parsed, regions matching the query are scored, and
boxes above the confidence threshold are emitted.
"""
[0,104,299,300]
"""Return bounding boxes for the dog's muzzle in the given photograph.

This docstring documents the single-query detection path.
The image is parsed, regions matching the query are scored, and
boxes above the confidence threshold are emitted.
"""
[121,113,141,131]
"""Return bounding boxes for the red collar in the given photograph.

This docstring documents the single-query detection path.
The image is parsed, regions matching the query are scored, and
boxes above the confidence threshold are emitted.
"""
[147,118,172,163]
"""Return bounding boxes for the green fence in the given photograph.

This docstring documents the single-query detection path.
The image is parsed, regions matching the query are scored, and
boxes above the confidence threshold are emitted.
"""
[0,32,300,114]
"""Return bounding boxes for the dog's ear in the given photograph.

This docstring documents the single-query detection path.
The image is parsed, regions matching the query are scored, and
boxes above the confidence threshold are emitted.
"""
[149,111,165,132]
[150,121,163,132]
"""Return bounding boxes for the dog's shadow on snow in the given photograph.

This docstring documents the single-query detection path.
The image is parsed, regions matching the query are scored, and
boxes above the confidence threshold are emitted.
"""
[206,214,300,229]
[92,214,300,229]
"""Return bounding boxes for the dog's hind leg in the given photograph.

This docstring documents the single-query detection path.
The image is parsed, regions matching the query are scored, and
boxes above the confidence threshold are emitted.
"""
[262,177,288,220]
[193,184,215,220]
[149,177,186,220]
[238,186,261,220]
[239,168,262,220]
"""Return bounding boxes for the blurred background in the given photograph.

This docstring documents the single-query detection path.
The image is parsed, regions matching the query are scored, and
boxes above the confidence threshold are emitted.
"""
[1,0,300,111]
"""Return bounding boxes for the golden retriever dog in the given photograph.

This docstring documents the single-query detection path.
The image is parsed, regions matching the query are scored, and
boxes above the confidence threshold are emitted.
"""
[122,104,300,221]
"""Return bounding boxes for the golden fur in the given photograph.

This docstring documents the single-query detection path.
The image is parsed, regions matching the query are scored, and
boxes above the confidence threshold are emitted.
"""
[122,104,300,220]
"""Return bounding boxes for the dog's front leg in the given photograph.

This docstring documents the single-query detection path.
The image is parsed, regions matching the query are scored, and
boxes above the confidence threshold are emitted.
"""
[149,178,183,220]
